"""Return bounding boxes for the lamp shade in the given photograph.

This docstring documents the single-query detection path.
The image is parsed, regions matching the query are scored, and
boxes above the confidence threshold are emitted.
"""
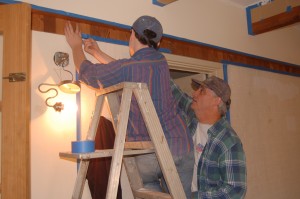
[58,80,81,94]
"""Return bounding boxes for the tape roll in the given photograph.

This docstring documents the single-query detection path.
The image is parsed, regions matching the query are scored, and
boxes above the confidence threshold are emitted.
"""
[71,140,95,153]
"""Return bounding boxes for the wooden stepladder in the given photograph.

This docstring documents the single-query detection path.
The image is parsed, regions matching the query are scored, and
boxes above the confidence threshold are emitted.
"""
[59,82,187,199]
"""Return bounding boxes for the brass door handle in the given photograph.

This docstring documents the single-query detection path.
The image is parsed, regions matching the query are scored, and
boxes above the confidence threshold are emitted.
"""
[3,73,26,82]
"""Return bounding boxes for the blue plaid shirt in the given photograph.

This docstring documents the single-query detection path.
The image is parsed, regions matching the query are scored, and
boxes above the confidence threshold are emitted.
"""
[170,79,247,199]
[79,48,192,156]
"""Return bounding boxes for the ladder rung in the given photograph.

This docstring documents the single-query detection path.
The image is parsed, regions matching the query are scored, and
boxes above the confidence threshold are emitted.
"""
[96,82,148,96]
[133,188,172,199]
[59,148,155,160]
[124,141,154,149]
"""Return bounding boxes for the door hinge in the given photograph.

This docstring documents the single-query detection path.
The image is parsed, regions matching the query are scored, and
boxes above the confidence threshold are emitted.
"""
[3,73,26,82]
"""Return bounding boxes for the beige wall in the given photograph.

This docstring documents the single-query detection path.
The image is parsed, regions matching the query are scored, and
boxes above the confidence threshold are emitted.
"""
[31,31,78,199]
[228,65,300,199]
[24,0,300,199]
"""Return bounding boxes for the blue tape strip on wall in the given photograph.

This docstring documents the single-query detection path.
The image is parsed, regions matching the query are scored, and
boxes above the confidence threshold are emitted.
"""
[72,140,95,153]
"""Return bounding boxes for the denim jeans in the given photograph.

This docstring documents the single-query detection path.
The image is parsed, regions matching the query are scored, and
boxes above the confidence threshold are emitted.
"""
[191,191,198,199]
[135,150,194,199]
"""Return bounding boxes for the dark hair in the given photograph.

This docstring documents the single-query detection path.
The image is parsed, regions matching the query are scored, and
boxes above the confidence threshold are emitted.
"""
[133,28,159,49]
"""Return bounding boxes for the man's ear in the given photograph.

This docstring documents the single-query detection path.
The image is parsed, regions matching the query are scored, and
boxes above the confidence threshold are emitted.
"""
[157,41,160,47]
[214,96,222,106]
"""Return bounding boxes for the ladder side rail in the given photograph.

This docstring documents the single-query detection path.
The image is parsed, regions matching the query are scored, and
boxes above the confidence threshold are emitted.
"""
[133,87,187,199]
[72,160,89,199]
[106,90,144,199]
[86,95,105,140]
[105,87,133,199]
[106,92,121,131]
[72,95,105,199]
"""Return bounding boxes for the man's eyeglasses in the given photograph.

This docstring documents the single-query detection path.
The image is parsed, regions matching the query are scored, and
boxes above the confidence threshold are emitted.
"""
[198,85,207,95]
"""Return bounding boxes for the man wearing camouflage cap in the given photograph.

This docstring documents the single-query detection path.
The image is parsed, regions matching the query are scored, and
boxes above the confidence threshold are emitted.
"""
[171,76,247,198]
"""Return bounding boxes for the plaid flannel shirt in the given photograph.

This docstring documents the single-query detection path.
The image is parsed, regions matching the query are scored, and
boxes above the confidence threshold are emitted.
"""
[170,79,247,199]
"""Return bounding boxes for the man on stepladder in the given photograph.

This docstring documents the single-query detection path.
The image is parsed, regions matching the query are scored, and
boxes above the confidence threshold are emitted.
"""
[65,15,194,198]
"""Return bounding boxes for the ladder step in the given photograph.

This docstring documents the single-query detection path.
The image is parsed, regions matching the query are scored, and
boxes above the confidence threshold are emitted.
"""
[124,141,154,149]
[133,188,172,199]
[59,148,154,160]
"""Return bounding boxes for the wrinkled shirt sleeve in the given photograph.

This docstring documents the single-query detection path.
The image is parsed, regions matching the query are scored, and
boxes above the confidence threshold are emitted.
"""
[170,79,192,113]
[170,79,197,132]
[79,59,125,88]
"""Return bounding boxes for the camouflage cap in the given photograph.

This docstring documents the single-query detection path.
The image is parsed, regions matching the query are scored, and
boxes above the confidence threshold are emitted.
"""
[192,76,231,108]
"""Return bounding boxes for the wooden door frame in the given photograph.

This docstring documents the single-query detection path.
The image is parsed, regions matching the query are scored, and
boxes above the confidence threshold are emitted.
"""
[0,3,31,199]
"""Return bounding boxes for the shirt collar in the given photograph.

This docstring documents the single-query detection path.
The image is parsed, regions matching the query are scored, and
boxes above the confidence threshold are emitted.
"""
[132,47,156,57]
[207,117,229,137]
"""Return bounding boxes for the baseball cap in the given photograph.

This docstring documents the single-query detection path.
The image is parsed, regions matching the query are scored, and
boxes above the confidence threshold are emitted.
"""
[132,15,163,43]
[192,76,231,107]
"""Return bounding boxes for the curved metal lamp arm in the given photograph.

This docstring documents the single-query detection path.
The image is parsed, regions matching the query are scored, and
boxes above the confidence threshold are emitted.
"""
[62,67,74,81]
[38,83,58,93]
[38,83,64,112]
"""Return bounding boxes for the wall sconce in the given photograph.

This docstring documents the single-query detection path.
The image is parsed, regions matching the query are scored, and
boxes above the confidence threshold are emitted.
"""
[38,52,81,112]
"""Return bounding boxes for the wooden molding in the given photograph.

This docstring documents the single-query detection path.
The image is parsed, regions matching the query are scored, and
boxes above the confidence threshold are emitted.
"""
[249,0,300,35]
[252,5,300,35]
[164,53,223,75]
[29,7,300,76]
[1,1,299,75]
[251,0,300,23]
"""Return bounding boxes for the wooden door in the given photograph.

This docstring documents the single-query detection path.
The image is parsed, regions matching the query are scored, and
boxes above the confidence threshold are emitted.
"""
[0,3,31,199]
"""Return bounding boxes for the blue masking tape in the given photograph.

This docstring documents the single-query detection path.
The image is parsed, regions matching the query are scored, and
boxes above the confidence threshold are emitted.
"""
[71,140,95,153]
